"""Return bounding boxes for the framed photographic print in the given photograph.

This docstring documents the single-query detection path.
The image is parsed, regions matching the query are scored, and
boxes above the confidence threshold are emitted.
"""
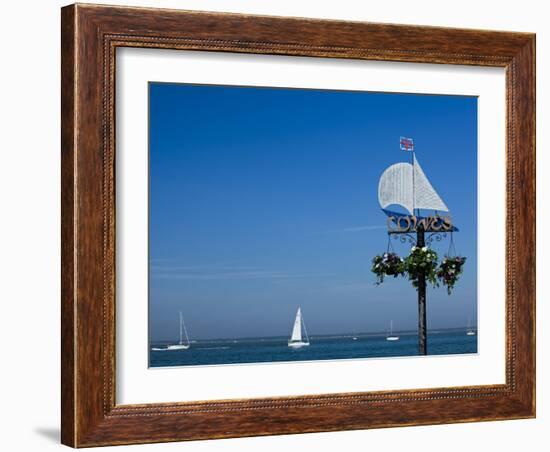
[61,3,536,447]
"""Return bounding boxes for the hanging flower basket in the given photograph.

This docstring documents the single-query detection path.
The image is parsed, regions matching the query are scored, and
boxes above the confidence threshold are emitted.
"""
[371,252,405,285]
[436,256,466,295]
[403,246,439,290]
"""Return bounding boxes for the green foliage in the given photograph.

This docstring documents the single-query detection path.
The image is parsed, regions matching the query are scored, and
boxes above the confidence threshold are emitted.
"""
[371,252,404,285]
[436,256,467,295]
[403,246,439,290]
[371,245,466,295]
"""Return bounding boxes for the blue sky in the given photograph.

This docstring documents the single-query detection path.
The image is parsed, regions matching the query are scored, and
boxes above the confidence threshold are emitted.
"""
[149,83,477,341]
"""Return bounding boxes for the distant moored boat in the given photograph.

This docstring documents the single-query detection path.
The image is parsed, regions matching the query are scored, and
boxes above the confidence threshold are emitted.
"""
[152,311,191,351]
[386,320,400,341]
[466,317,476,336]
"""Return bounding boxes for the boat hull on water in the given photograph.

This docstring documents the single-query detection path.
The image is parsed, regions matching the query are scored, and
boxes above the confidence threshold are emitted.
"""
[288,341,309,348]
[151,344,190,351]
[165,344,190,350]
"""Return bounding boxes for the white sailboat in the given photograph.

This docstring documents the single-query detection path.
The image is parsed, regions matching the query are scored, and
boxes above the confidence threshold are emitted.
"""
[386,320,400,341]
[288,307,310,348]
[378,153,449,216]
[153,311,191,351]
[466,317,476,336]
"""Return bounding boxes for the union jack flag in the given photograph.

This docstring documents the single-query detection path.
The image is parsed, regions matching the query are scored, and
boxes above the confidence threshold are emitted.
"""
[400,137,414,152]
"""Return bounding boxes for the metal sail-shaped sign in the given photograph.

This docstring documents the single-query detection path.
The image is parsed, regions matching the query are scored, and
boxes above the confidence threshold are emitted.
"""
[378,155,448,214]
[378,162,415,215]
[412,155,449,212]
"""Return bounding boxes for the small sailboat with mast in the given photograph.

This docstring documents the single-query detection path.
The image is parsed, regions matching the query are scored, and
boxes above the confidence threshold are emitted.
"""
[386,320,399,341]
[288,307,310,348]
[466,317,476,336]
[152,311,191,351]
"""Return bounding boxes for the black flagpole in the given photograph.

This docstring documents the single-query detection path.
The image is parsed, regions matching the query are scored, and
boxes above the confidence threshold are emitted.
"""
[416,224,427,355]
[412,145,427,355]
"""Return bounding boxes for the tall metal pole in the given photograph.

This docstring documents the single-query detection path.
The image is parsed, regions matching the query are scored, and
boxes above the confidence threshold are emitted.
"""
[412,144,426,353]
[416,226,427,355]
[412,147,418,218]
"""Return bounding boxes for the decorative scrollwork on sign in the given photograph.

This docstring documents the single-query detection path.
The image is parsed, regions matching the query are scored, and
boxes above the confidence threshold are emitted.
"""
[426,232,447,244]
[393,233,416,245]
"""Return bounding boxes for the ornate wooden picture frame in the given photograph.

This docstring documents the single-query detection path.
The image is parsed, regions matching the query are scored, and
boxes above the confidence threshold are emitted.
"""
[61,3,535,447]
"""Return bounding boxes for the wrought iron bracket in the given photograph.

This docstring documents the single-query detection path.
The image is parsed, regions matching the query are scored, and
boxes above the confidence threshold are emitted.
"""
[388,231,417,245]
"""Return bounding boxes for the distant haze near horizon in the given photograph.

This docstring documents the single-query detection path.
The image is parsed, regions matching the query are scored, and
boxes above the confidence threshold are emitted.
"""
[151,326,472,343]
[149,83,477,342]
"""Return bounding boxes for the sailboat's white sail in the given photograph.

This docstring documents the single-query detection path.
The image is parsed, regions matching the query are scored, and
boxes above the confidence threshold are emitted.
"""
[378,155,448,214]
[290,308,303,342]
[288,307,309,348]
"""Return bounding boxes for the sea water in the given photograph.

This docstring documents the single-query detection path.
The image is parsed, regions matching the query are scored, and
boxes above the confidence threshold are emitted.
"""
[149,329,477,367]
